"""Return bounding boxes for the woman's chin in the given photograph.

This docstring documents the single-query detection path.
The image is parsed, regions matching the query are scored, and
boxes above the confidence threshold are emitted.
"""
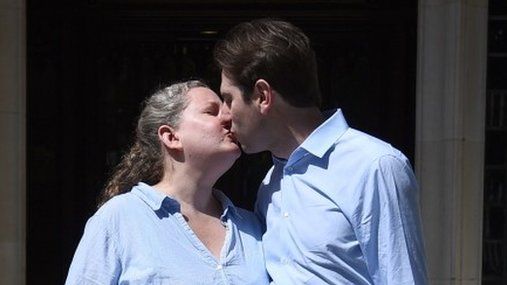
[230,145,242,159]
[217,150,241,172]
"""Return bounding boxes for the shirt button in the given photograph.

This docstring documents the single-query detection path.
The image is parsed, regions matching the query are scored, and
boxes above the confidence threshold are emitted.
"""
[281,257,290,265]
[287,167,293,172]
[216,264,223,270]
[283,212,289,218]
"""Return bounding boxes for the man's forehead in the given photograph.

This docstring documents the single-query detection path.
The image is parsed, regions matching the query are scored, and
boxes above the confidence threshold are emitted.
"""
[219,82,236,96]
[220,71,237,86]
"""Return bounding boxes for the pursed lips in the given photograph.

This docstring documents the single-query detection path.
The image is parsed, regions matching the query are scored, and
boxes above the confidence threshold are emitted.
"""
[225,131,239,144]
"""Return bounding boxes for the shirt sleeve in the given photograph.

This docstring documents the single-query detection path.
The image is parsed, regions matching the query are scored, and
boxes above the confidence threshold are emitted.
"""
[65,214,122,285]
[352,155,428,285]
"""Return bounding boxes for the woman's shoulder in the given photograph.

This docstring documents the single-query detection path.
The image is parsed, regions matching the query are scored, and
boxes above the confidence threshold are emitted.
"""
[97,191,135,211]
[92,191,141,223]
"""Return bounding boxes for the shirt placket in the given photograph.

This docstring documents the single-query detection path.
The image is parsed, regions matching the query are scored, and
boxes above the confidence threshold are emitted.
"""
[217,213,232,284]
[279,161,295,268]
[278,152,310,270]
[174,211,231,285]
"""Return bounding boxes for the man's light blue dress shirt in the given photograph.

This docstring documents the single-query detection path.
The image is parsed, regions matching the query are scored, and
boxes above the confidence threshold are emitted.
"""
[255,109,428,284]
[66,182,269,285]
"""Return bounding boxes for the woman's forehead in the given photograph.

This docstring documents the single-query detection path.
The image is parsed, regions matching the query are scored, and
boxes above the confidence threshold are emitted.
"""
[187,87,221,105]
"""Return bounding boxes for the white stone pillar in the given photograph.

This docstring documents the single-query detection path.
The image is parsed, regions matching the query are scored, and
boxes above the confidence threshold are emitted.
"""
[416,0,488,284]
[0,0,26,284]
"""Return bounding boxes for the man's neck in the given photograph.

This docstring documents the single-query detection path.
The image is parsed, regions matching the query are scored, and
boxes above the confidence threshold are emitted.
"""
[269,106,324,159]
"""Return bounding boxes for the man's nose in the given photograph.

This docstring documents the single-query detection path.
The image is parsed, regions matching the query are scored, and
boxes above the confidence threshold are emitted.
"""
[220,101,232,117]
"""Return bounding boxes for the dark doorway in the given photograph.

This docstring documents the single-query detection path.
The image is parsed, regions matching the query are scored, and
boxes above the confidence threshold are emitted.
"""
[27,1,416,283]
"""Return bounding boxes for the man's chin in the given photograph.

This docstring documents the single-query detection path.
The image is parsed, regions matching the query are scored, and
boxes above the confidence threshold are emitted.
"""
[238,144,258,155]
[236,137,264,154]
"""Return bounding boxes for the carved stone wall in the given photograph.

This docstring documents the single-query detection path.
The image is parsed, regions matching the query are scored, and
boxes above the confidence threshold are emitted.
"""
[0,0,26,284]
[416,0,488,284]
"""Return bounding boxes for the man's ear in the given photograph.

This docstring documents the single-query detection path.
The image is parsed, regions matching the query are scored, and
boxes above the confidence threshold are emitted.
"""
[158,125,182,150]
[254,79,274,115]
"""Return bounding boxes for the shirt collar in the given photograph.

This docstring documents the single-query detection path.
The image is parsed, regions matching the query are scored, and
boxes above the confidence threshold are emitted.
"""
[299,108,349,158]
[213,189,242,220]
[131,182,241,219]
[272,155,287,166]
[131,182,173,211]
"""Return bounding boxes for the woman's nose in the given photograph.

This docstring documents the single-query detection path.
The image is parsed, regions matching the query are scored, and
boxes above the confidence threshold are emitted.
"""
[220,104,232,127]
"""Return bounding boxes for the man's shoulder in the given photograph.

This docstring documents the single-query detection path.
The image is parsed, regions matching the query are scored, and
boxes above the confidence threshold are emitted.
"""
[324,128,414,191]
[333,128,407,164]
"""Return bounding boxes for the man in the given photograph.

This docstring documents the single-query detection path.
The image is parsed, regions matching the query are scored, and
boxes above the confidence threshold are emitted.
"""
[214,18,427,284]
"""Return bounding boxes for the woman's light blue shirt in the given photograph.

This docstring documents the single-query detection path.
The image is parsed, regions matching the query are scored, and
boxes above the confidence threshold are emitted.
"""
[66,182,269,285]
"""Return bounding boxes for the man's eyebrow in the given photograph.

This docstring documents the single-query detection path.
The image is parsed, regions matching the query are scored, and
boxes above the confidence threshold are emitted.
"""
[219,91,232,100]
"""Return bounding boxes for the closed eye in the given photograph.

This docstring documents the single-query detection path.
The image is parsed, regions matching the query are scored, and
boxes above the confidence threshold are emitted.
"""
[204,104,220,116]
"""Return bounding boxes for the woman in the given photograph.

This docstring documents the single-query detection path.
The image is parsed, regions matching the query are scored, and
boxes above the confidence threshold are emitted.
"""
[65,80,269,284]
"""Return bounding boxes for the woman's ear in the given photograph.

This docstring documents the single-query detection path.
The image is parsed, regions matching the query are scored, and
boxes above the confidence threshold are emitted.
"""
[254,79,274,115]
[158,125,182,150]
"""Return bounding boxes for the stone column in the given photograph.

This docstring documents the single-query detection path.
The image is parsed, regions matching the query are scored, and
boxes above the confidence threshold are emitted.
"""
[416,0,488,284]
[0,0,26,284]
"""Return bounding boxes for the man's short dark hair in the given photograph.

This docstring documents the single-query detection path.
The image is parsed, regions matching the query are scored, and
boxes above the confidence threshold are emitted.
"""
[214,18,321,107]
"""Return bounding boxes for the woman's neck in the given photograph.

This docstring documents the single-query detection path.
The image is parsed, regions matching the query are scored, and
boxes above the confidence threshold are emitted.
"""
[153,170,220,216]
